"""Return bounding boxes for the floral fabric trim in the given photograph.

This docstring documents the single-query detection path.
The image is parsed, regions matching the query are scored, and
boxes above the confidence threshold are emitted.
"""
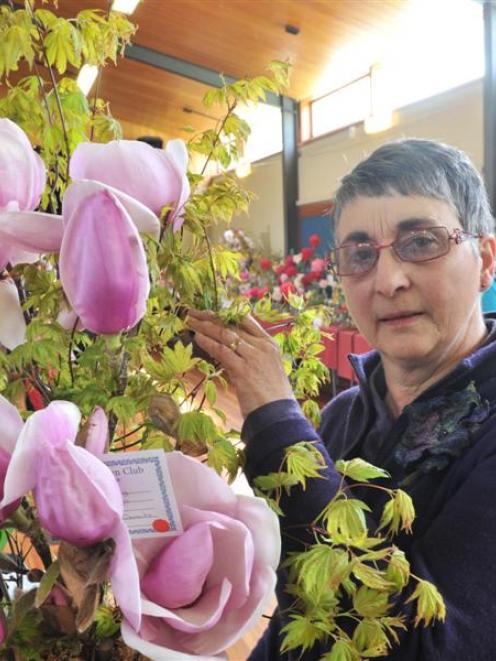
[394,381,491,486]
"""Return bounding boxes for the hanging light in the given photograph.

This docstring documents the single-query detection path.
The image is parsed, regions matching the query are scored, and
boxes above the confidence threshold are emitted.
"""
[76,65,98,96]
[111,0,141,14]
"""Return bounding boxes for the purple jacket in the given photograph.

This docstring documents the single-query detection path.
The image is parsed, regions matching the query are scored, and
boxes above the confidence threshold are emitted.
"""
[244,318,496,660]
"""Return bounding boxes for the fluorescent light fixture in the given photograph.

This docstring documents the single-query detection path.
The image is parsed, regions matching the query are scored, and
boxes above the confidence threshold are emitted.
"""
[111,0,140,14]
[76,64,98,96]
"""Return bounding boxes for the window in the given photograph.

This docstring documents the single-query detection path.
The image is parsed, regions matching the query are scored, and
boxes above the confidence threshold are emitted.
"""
[308,0,483,140]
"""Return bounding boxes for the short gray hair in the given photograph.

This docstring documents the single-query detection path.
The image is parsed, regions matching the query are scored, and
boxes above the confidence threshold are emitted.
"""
[333,138,495,236]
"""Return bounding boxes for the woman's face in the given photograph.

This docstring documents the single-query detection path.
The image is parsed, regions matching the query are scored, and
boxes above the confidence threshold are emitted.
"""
[337,194,494,369]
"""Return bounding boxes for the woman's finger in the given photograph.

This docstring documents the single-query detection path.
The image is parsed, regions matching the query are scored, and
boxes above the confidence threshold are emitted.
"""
[192,330,244,371]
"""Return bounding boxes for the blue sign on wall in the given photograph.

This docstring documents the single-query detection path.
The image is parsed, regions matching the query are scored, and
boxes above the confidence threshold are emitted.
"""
[299,213,334,256]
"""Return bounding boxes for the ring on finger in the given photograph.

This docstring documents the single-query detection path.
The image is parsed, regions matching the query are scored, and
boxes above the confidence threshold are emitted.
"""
[229,334,241,352]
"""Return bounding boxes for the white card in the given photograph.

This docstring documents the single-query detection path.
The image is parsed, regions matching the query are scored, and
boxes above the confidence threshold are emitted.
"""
[102,449,182,539]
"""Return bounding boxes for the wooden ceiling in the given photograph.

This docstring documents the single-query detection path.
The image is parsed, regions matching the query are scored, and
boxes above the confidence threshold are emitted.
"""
[7,0,409,144]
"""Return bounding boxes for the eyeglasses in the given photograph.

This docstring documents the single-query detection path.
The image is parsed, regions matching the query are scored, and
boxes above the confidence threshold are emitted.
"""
[333,226,481,277]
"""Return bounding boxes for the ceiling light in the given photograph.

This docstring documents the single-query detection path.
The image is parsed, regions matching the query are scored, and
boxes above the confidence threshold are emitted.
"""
[76,64,98,96]
[111,0,141,14]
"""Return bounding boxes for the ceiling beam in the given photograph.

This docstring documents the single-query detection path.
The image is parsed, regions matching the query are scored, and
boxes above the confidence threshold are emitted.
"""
[125,43,284,107]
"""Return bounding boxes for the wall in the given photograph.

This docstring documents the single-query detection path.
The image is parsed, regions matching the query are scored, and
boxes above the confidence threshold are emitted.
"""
[231,78,483,254]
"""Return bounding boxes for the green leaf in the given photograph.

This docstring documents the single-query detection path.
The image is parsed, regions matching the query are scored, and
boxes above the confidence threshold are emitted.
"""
[253,471,300,493]
[405,579,446,627]
[176,410,217,447]
[207,436,238,480]
[34,560,60,608]
[353,586,391,618]
[378,490,416,536]
[291,545,350,595]
[301,398,321,427]
[204,380,217,406]
[284,442,325,489]
[352,619,390,656]
[335,458,390,483]
[385,548,410,592]
[280,613,328,653]
[94,604,120,639]
[322,639,360,661]
[324,497,371,544]
[352,562,395,592]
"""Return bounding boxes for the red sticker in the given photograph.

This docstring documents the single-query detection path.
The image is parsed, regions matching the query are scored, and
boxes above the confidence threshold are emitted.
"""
[153,519,170,533]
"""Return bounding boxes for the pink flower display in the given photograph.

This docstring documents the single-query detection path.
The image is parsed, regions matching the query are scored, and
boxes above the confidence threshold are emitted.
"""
[70,138,190,231]
[0,401,141,629]
[121,451,280,660]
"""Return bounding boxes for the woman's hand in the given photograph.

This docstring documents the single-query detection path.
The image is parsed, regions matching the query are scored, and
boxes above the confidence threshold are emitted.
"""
[186,310,295,418]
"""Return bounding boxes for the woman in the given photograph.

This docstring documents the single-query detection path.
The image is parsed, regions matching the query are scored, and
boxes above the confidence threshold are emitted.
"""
[187,139,496,660]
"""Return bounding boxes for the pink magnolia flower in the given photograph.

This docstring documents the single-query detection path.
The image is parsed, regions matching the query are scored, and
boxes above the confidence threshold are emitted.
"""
[0,401,141,629]
[59,183,151,334]
[121,451,280,660]
[0,394,23,522]
[70,139,190,231]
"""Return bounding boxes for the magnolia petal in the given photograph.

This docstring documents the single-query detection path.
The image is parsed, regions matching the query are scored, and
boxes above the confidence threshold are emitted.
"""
[142,521,215,610]
[0,401,81,510]
[165,139,190,232]
[167,452,238,514]
[83,407,108,456]
[35,440,123,546]
[0,280,26,350]
[121,619,223,661]
[69,140,188,220]
[109,519,141,630]
[56,305,84,332]
[236,494,281,569]
[59,187,150,334]
[183,566,277,657]
[181,506,254,610]
[162,579,232,635]
[63,179,160,239]
[166,139,188,173]
[0,119,46,212]
[0,211,64,270]
[140,578,232,635]
[0,394,23,454]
